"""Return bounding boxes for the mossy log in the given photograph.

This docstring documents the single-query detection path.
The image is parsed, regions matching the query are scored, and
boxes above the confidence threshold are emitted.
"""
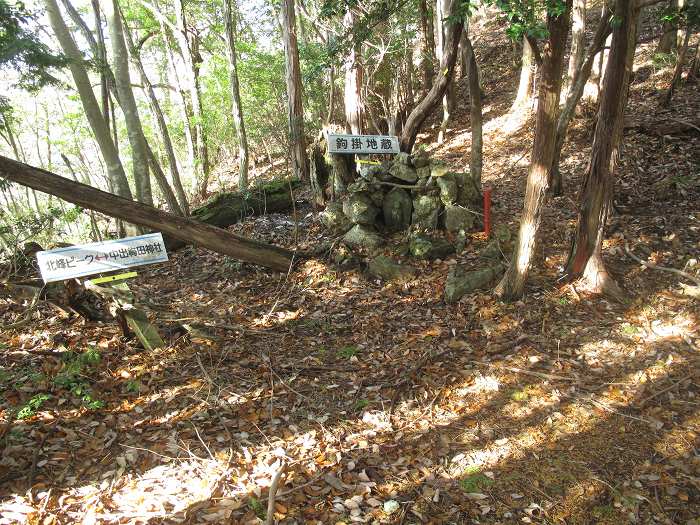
[191,179,301,228]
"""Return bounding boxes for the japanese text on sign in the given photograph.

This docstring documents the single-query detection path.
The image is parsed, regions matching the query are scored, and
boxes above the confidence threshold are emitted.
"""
[36,233,168,283]
[327,133,399,155]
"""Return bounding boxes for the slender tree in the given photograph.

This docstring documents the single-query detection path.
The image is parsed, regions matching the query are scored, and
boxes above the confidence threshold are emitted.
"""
[400,0,463,152]
[172,0,210,197]
[419,0,436,92]
[494,0,572,299]
[549,10,613,194]
[465,34,482,192]
[279,0,309,179]
[42,0,132,200]
[511,36,536,110]
[104,0,153,207]
[437,0,456,144]
[343,10,364,134]
[223,0,249,191]
[565,0,638,296]
[121,14,189,214]
[564,0,586,97]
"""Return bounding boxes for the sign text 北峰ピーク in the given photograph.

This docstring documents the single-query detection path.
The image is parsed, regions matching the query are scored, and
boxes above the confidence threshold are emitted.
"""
[36,233,168,283]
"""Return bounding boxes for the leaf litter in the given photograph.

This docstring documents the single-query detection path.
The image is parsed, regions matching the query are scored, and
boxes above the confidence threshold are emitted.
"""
[1,16,699,525]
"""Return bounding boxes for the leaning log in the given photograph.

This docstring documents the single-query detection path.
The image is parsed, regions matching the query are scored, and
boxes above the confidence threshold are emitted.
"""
[0,155,295,272]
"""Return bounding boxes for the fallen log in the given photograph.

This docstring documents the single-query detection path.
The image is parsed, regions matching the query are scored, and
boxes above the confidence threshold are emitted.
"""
[0,155,295,272]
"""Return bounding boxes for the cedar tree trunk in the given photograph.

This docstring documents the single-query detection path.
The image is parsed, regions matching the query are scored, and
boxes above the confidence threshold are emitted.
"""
[564,0,638,296]
[494,0,572,300]
[280,0,309,179]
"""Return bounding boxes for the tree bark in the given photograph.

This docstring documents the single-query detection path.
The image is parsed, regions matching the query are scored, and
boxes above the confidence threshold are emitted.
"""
[419,0,436,92]
[511,36,536,110]
[437,0,456,144]
[122,13,189,215]
[465,36,482,192]
[224,0,250,191]
[565,0,638,297]
[661,25,691,107]
[565,0,586,97]
[400,0,463,152]
[43,0,133,201]
[104,0,153,207]
[494,0,572,300]
[279,0,309,180]
[0,156,295,272]
[172,0,209,197]
[657,0,678,53]
[343,10,364,134]
[549,8,613,195]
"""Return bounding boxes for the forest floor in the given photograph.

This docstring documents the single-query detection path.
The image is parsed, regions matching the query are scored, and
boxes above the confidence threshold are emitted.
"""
[1,12,699,525]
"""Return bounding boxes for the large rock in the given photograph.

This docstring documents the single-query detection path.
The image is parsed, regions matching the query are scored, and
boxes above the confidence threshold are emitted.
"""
[368,256,417,282]
[389,152,417,183]
[412,194,441,230]
[383,188,413,231]
[416,166,431,179]
[390,163,418,183]
[412,149,430,168]
[343,193,379,225]
[409,233,454,260]
[445,264,504,303]
[343,224,384,251]
[320,202,353,233]
[457,175,481,205]
[430,161,450,178]
[437,174,459,205]
[479,225,513,260]
[444,204,476,234]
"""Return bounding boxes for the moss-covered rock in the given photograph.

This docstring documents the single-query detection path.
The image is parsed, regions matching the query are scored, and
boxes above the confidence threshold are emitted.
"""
[343,224,384,251]
[409,233,454,260]
[445,264,504,303]
[368,256,417,282]
[383,188,413,231]
[191,179,300,228]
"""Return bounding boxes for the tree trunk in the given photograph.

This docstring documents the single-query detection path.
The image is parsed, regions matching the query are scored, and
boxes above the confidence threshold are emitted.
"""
[224,0,250,191]
[150,0,196,184]
[400,0,463,152]
[511,36,535,111]
[343,10,364,134]
[279,0,309,180]
[549,8,613,195]
[564,0,586,97]
[43,0,133,201]
[565,0,637,297]
[583,5,610,102]
[104,0,153,207]
[437,0,456,144]
[661,25,691,107]
[419,0,436,93]
[494,0,572,300]
[122,13,189,215]
[465,36,482,192]
[657,0,678,53]
[0,156,295,272]
[173,0,209,198]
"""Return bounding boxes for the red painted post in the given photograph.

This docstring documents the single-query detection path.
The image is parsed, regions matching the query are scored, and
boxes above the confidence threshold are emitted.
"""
[483,187,492,238]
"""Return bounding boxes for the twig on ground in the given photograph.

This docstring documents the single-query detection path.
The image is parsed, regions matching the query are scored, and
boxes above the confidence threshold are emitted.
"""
[265,461,287,525]
[625,242,700,287]
[636,374,695,407]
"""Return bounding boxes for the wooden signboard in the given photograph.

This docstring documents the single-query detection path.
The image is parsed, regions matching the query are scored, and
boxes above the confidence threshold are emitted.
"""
[327,133,399,155]
[36,233,168,283]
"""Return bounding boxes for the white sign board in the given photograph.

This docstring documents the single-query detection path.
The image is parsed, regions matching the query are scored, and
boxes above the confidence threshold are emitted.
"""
[36,233,168,283]
[327,133,399,155]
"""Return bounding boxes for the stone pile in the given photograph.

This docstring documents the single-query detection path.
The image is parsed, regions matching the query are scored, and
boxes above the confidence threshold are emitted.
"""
[320,149,482,254]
